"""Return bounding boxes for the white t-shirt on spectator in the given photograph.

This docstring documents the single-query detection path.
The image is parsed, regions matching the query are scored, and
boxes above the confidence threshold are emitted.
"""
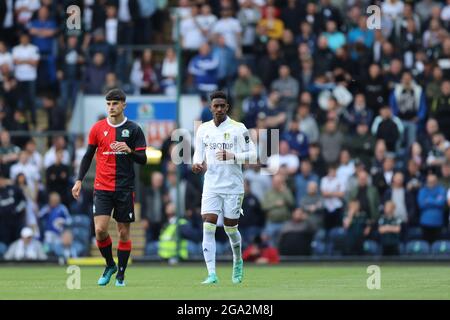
[197,14,217,35]
[15,0,41,25]
[337,161,355,186]
[320,175,345,212]
[441,5,450,21]
[118,0,131,22]
[267,154,300,174]
[212,17,242,50]
[12,44,40,81]
[161,58,178,78]
[105,18,118,45]
[180,17,206,50]
[381,1,405,21]
[43,147,70,169]
[10,161,40,195]
[27,151,43,170]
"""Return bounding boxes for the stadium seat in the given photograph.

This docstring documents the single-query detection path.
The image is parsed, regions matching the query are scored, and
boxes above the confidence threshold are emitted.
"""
[72,215,92,229]
[405,240,430,255]
[363,240,380,256]
[72,227,90,246]
[406,227,423,241]
[0,242,8,258]
[431,240,450,256]
[328,227,346,256]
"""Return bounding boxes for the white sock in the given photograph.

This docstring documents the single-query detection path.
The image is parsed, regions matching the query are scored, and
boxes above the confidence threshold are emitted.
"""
[202,222,217,275]
[224,225,242,262]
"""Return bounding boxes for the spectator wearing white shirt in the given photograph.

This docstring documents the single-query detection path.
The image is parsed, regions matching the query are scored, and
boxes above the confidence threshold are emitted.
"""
[4,227,47,261]
[44,136,70,169]
[441,0,450,22]
[197,4,218,42]
[237,0,261,54]
[336,149,355,186]
[180,5,205,52]
[14,0,41,29]
[212,7,243,55]
[0,41,13,83]
[320,164,346,230]
[267,140,300,175]
[10,151,40,199]
[161,47,178,96]
[12,33,40,126]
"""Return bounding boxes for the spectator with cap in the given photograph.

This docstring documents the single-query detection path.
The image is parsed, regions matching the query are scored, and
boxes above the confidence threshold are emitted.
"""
[4,226,47,260]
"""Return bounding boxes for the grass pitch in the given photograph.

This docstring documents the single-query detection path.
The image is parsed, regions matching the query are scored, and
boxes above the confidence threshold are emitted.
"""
[0,263,449,300]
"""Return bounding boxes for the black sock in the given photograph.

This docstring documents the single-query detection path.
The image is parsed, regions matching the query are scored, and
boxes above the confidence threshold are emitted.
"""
[97,236,115,267]
[117,240,132,280]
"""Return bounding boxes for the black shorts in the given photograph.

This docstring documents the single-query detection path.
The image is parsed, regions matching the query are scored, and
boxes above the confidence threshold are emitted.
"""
[93,189,135,223]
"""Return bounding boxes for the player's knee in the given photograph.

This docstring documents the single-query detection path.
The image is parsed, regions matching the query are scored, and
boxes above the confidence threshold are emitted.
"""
[117,228,130,241]
[95,227,108,239]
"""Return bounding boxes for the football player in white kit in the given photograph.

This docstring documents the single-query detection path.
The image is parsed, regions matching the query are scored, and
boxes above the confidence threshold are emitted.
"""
[192,91,257,284]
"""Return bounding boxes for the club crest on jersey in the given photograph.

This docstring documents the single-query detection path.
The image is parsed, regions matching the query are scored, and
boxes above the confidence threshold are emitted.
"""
[224,132,230,140]
[104,131,108,136]
[121,129,130,138]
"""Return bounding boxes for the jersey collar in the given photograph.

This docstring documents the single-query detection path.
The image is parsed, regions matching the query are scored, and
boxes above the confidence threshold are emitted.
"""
[107,117,128,128]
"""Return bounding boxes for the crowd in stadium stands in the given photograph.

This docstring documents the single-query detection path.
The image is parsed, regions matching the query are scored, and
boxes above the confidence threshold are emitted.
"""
[2,0,450,261]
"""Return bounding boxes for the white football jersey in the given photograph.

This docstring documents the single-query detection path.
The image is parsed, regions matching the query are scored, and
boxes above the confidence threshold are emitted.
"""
[193,117,257,194]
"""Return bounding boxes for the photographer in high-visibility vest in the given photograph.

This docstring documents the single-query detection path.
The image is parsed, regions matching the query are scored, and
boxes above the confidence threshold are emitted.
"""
[158,202,189,260]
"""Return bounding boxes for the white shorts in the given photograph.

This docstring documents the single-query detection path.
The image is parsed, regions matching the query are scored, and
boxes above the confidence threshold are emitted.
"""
[201,193,244,220]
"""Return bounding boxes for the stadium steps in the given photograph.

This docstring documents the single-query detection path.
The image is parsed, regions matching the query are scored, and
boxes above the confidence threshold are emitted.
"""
[90,204,147,257]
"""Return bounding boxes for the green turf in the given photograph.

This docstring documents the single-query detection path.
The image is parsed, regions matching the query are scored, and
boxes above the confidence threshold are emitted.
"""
[0,263,449,299]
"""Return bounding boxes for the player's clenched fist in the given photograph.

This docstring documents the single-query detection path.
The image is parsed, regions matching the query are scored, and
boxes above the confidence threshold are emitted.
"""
[192,163,204,173]
[216,150,235,161]
[72,180,82,200]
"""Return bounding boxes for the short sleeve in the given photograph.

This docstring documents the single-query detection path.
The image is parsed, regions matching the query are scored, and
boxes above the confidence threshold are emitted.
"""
[88,124,98,146]
[134,126,147,151]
